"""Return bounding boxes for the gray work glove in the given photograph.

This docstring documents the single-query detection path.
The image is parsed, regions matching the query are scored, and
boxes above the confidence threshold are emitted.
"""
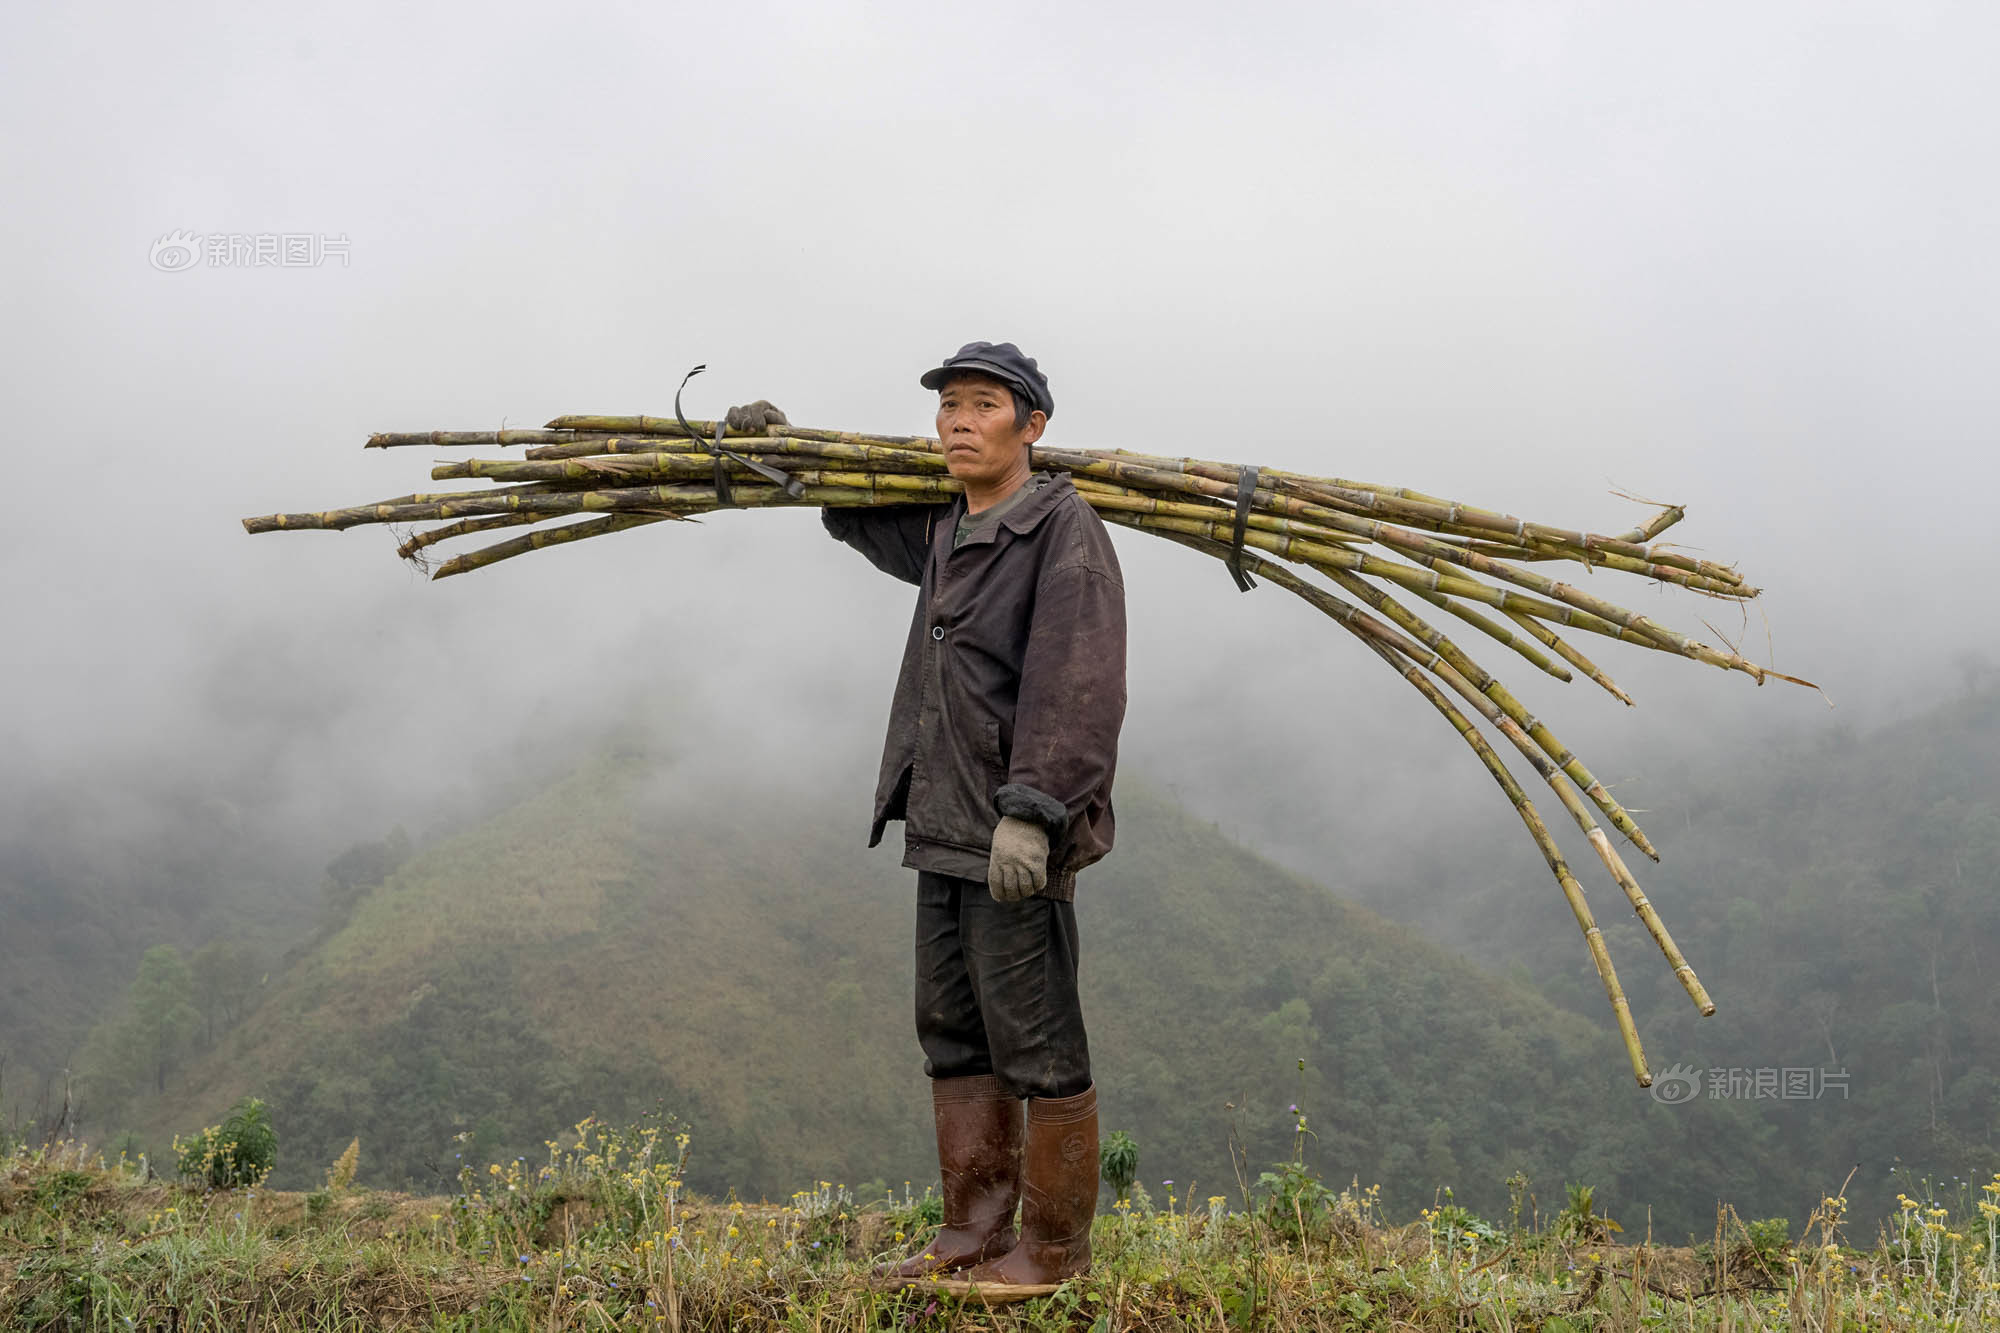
[724,400,790,435]
[987,816,1050,903]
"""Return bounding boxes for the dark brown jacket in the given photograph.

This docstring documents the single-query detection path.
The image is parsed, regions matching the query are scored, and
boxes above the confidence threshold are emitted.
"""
[823,473,1127,899]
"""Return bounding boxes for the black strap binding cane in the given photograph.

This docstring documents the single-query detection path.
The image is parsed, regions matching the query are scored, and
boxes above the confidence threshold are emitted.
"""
[674,364,807,506]
[1226,465,1260,591]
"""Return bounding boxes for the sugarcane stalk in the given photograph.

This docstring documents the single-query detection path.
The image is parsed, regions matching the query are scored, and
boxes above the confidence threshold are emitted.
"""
[1287,557,1649,844]
[542,415,945,451]
[362,468,1696,731]
[553,424,1733,586]
[1403,588,1575,683]
[367,429,588,448]
[1101,506,1662,857]
[542,424,1738,586]
[244,473,967,534]
[437,438,952,483]
[397,511,548,561]
[254,462,1804,688]
[431,512,681,580]
[1500,609,1633,705]
[1356,611,1711,1014]
[1160,528,1696,1040]
[1624,504,1687,544]
[1281,471,1727,585]
[1102,508,1695,670]
[1206,534,1655,1079]
[1488,583,1814,686]
[1071,456,1757,667]
[1452,526,1736,588]
[1317,565,1662,862]
[243,483,562,532]
[522,428,1741,594]
[1351,634,1650,1084]
[521,426,920,461]
[1040,449,1751,602]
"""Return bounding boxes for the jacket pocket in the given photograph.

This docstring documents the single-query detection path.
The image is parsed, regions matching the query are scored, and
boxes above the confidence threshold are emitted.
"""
[979,718,1005,782]
[909,715,1007,853]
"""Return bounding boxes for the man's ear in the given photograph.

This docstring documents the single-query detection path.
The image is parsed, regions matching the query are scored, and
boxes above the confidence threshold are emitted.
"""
[1022,410,1048,445]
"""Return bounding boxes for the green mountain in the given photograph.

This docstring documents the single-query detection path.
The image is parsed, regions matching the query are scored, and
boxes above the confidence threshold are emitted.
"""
[129,744,1659,1232]
[1379,684,2000,1233]
[0,784,317,1097]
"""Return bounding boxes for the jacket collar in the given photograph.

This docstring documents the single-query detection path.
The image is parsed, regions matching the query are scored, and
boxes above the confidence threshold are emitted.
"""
[948,471,1068,549]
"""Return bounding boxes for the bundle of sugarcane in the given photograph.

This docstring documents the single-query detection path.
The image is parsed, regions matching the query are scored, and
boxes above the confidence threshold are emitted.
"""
[243,411,1814,1085]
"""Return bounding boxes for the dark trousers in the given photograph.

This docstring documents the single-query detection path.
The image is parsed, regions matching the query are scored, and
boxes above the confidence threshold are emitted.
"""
[914,871,1091,1100]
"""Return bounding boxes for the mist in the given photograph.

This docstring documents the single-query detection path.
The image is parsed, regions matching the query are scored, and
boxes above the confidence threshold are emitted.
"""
[3,0,1997,1133]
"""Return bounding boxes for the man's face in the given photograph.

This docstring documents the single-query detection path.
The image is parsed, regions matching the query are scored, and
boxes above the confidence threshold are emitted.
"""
[936,372,1046,489]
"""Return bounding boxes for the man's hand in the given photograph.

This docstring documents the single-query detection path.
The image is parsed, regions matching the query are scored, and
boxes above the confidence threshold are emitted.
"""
[724,400,790,435]
[987,816,1050,903]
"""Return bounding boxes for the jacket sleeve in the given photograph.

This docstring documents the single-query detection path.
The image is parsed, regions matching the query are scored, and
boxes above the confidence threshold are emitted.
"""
[821,505,946,587]
[996,514,1127,837]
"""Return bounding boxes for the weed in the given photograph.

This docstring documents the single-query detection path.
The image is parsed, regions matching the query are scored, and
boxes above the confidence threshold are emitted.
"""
[174,1096,276,1190]
[1555,1179,1621,1244]
[7,1128,2000,1331]
[1421,1189,1503,1253]
[879,1181,942,1238]
[1099,1128,1139,1205]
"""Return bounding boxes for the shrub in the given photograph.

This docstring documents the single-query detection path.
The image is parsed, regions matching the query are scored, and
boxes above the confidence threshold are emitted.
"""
[1425,1198,1504,1251]
[1100,1129,1139,1204]
[174,1096,276,1189]
[883,1183,943,1237]
[1255,1158,1336,1242]
[1555,1181,1621,1244]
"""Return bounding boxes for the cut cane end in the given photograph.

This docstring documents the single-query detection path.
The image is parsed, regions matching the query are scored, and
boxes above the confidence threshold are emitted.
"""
[1671,967,1718,1016]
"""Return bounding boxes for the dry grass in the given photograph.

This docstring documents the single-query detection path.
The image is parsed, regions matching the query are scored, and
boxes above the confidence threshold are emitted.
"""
[4,1133,1997,1331]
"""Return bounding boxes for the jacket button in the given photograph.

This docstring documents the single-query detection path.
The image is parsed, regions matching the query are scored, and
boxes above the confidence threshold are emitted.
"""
[931,625,945,640]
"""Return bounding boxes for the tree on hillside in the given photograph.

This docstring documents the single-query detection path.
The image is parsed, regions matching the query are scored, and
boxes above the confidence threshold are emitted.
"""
[190,939,260,1045]
[78,945,201,1122]
[321,826,413,926]
[128,945,200,1094]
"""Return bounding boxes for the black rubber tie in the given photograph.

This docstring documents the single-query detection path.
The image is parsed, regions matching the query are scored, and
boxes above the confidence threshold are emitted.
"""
[673,364,806,507]
[1227,465,1259,592]
[710,421,734,507]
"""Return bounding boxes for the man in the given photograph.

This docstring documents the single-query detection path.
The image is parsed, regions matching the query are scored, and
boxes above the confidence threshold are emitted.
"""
[729,342,1126,1299]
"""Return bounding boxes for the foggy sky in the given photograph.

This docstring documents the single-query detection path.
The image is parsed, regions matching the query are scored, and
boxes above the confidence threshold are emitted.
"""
[2,1,1996,896]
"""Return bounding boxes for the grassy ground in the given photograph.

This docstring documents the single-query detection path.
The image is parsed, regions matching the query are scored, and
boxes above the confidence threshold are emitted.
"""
[3,1118,1997,1331]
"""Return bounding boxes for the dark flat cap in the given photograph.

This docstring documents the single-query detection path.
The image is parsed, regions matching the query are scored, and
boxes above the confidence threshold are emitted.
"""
[919,341,1054,419]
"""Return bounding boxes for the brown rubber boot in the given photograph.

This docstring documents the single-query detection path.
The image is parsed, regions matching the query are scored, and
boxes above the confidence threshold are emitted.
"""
[873,1075,1022,1283]
[927,1083,1097,1303]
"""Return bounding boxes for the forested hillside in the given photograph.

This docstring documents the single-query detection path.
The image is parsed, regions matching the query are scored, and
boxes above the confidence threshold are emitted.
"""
[1389,685,2000,1231]
[0,784,313,1090]
[108,744,1653,1230]
[22,688,1999,1244]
